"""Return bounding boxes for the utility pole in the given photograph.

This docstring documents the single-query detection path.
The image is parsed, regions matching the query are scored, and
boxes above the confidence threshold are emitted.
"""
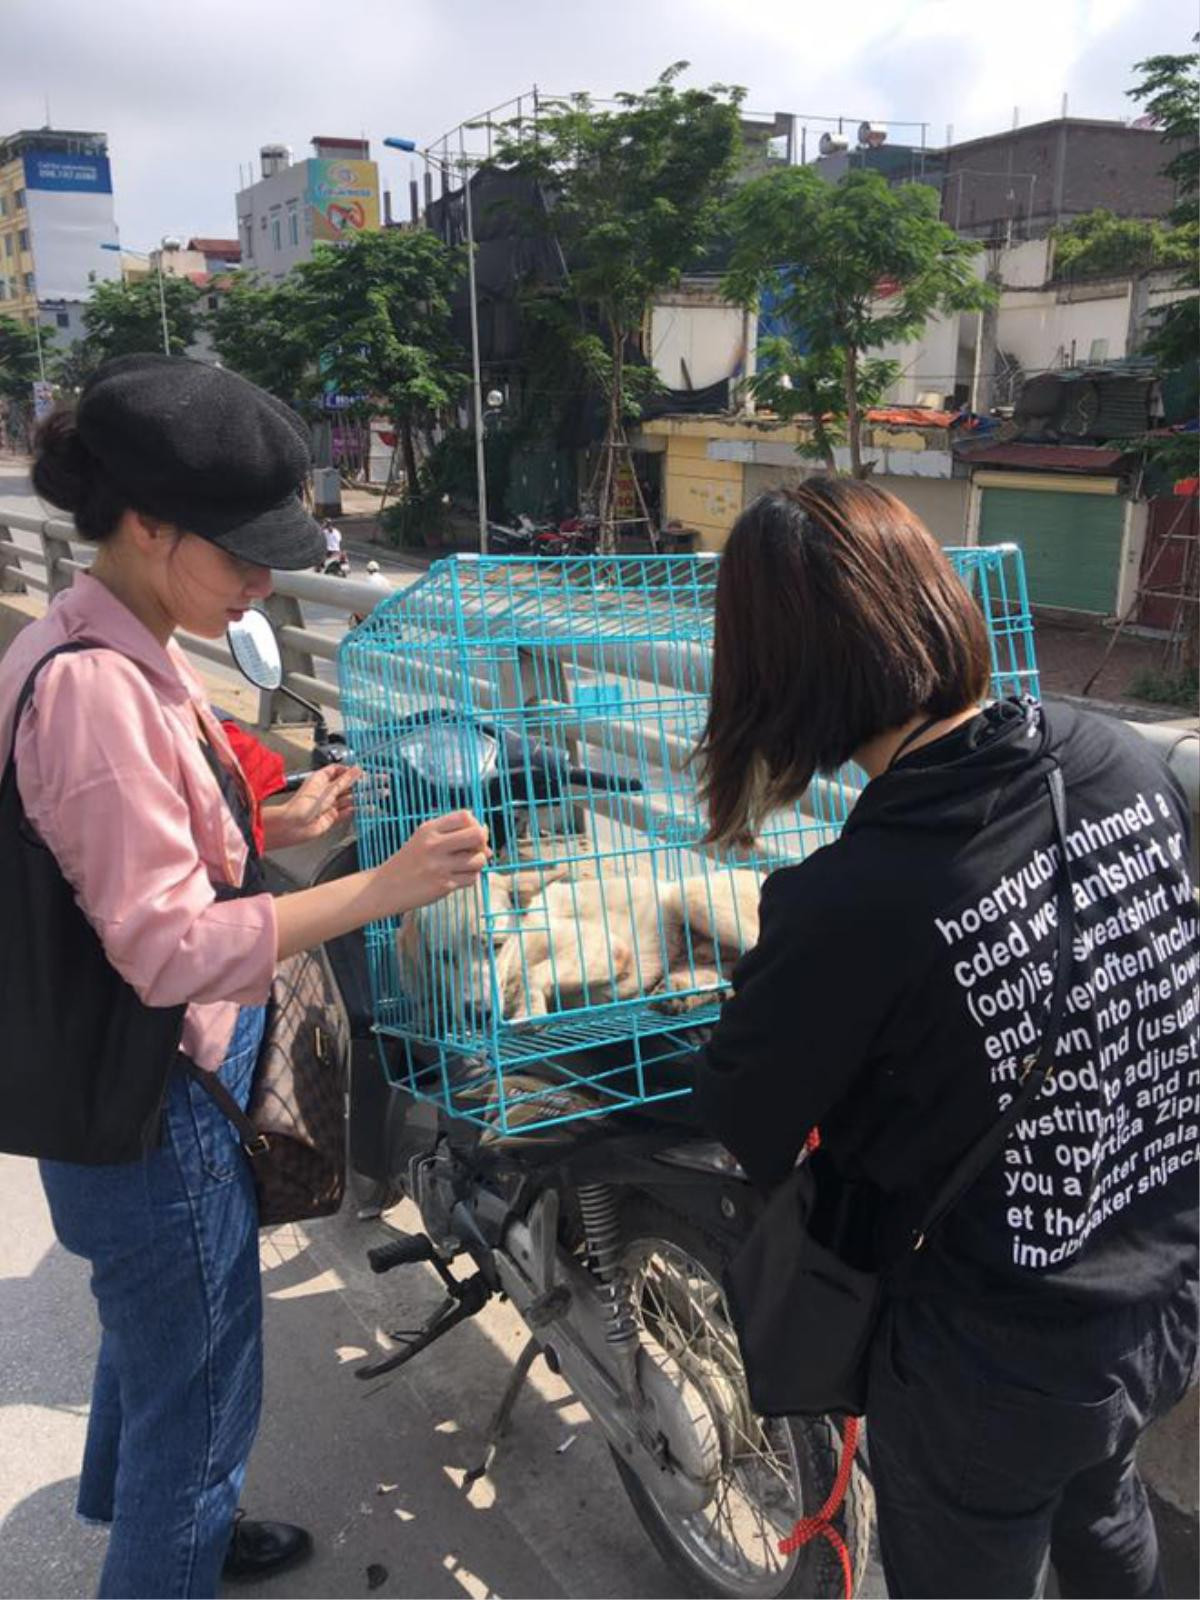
[460,125,488,554]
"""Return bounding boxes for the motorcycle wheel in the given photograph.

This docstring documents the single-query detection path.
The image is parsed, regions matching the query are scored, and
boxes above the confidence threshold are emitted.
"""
[611,1199,873,1599]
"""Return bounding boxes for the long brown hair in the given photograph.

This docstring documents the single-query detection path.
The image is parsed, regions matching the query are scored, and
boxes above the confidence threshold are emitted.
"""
[695,477,991,845]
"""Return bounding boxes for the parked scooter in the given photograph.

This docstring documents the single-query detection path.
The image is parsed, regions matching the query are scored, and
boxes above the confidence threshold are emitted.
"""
[487,512,600,559]
[226,611,873,1599]
[486,514,558,557]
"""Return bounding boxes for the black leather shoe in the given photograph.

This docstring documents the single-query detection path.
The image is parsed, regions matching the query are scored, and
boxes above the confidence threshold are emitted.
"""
[222,1514,313,1584]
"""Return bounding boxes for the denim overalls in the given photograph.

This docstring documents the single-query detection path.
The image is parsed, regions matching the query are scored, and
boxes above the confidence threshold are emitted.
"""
[40,743,269,1598]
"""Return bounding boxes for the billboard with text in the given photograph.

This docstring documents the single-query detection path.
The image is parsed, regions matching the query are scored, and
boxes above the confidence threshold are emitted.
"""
[306,158,380,242]
[24,151,113,194]
[23,149,118,302]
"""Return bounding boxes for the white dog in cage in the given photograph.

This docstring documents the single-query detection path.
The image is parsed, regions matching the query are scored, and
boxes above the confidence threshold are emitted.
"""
[396,853,762,1027]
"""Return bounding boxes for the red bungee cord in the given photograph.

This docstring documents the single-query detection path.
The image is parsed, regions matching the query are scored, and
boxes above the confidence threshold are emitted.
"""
[778,1414,861,1599]
[778,1125,860,1599]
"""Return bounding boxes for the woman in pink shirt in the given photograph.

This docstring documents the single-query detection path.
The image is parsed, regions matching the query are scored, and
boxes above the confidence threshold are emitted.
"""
[1,355,488,1598]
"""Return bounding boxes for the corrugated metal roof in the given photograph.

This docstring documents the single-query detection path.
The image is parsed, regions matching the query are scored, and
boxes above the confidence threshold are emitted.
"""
[962,444,1128,473]
[1049,356,1159,381]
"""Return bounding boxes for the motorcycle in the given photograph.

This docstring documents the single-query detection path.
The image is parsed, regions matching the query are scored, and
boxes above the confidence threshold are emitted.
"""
[487,513,600,560]
[486,514,560,558]
[226,611,873,1598]
[322,551,351,578]
[553,512,602,557]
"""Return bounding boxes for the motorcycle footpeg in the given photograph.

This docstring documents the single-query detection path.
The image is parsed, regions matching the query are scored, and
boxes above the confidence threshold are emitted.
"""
[368,1232,436,1274]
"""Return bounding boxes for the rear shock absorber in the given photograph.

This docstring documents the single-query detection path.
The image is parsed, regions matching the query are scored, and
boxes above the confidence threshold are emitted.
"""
[577,1183,640,1381]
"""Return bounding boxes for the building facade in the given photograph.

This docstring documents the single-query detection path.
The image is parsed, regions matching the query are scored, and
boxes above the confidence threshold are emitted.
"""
[634,412,971,550]
[145,237,242,282]
[634,414,1148,620]
[235,137,380,280]
[0,128,121,332]
[941,118,1182,242]
[874,236,1192,412]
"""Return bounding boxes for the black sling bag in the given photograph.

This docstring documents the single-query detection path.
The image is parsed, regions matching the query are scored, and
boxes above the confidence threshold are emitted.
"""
[723,765,1076,1417]
[0,644,186,1163]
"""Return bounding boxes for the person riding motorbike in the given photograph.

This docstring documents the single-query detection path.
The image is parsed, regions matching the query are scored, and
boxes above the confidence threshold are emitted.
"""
[1,354,488,1599]
[317,518,349,576]
[350,558,392,626]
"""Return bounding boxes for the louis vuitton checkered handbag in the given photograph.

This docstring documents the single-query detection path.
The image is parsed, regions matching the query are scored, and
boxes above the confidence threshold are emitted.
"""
[193,947,349,1226]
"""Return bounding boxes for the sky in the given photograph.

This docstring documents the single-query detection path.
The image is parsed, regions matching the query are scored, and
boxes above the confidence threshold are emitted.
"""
[6,0,1196,251]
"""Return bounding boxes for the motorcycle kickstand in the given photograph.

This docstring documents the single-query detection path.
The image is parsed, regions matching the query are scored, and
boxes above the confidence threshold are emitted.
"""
[462,1335,541,1486]
[355,1276,491,1381]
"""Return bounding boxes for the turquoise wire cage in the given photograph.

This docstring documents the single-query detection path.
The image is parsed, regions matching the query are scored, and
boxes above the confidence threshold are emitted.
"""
[338,545,1039,1135]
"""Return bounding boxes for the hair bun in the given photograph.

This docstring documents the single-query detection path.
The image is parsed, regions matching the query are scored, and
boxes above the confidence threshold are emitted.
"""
[31,406,96,515]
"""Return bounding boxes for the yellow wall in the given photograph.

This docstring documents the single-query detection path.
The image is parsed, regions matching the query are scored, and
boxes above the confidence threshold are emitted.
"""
[661,433,743,550]
[646,414,963,551]
[0,155,36,320]
[743,462,970,546]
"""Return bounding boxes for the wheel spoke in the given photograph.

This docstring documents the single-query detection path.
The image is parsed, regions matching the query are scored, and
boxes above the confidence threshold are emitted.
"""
[622,1235,806,1593]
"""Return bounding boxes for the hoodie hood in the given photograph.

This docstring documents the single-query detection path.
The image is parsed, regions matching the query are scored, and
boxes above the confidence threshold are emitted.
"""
[843,698,1056,839]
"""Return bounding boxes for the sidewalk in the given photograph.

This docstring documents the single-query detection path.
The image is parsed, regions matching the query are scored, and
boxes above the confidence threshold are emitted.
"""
[0,1159,713,1600]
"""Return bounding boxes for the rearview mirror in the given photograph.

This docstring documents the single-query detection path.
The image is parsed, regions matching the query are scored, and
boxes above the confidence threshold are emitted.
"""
[227,610,283,691]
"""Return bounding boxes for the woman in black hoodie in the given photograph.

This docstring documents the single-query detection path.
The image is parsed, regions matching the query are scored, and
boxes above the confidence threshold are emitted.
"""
[691,478,1197,1600]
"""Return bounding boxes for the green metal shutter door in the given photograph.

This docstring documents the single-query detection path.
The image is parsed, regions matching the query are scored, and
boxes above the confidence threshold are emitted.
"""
[978,487,1125,612]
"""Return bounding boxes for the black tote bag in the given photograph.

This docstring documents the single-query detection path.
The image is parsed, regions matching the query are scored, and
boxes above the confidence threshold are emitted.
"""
[724,766,1076,1418]
[0,644,187,1164]
[725,1157,883,1416]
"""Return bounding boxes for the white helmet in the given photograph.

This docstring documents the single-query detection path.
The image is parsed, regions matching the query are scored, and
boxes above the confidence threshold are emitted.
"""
[366,560,380,574]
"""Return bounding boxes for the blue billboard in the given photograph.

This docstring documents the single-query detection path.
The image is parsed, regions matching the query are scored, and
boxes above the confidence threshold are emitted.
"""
[23,151,113,194]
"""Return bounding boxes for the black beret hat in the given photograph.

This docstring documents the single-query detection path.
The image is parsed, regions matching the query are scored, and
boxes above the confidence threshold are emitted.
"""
[76,354,325,570]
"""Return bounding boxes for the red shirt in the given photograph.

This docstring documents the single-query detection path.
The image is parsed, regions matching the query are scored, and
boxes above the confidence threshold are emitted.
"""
[219,722,286,854]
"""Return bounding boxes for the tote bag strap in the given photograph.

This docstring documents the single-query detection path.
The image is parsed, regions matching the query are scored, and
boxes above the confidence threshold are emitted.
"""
[909,764,1075,1251]
[184,1058,270,1157]
[3,641,99,785]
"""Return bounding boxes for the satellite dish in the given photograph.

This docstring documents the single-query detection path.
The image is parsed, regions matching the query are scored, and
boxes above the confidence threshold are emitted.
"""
[819,132,849,156]
[857,123,888,149]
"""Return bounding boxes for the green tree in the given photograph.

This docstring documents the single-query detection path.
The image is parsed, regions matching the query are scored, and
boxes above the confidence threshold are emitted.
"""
[81,273,203,362]
[49,340,101,393]
[489,64,744,546]
[1052,209,1193,280]
[748,344,899,475]
[723,167,993,476]
[0,314,46,451]
[288,229,465,494]
[1129,49,1199,220]
[206,274,312,408]
[1128,49,1199,381]
[0,313,44,403]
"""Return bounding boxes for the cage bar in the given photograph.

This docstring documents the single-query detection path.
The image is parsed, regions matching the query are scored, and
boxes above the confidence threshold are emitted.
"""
[338,546,1040,1134]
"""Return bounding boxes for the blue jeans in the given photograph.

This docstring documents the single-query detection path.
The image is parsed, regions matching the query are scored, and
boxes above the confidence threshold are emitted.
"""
[40,1006,267,1599]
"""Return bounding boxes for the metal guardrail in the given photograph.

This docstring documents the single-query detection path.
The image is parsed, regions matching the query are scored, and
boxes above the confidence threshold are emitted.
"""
[1,506,1197,811]
[0,506,368,728]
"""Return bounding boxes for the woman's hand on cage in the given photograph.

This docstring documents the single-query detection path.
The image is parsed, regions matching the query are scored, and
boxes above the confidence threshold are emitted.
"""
[273,811,487,963]
[374,811,491,916]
